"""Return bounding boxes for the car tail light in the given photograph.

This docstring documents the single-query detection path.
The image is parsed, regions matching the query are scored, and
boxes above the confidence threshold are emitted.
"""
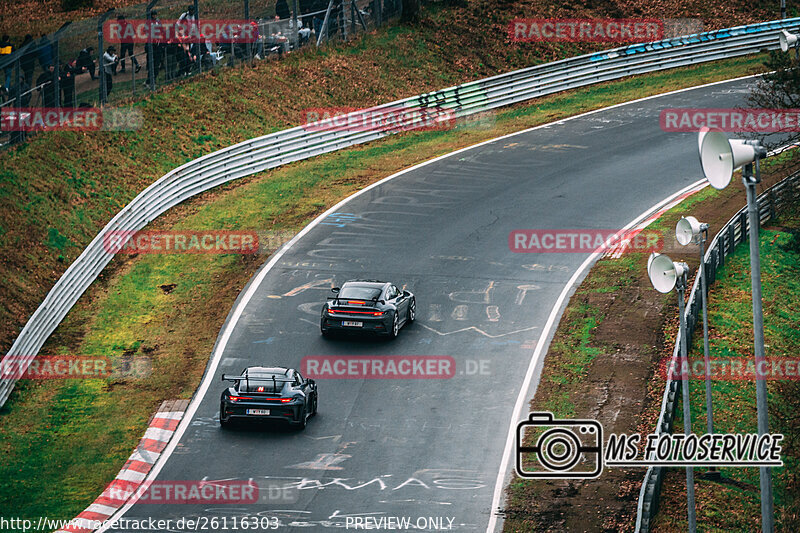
[347,300,365,305]
[329,309,384,316]
[229,396,253,402]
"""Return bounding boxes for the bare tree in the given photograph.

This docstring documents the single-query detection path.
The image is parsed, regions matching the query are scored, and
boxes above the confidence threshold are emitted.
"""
[748,51,800,151]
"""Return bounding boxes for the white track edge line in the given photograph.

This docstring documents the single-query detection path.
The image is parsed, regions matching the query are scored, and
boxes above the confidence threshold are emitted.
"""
[97,72,761,532]
[484,177,708,532]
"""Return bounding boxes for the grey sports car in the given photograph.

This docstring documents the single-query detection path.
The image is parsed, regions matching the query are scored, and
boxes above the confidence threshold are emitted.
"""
[219,366,317,429]
[320,280,416,338]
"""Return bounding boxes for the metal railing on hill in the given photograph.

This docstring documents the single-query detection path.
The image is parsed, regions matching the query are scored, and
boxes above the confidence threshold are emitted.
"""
[2,19,800,427]
[634,169,800,532]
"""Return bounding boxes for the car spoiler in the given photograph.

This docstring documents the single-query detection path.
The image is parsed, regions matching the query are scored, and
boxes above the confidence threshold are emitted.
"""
[326,296,381,305]
[221,373,294,391]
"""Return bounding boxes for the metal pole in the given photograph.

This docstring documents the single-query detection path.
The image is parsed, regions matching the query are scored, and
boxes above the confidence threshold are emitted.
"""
[53,37,60,108]
[698,230,719,480]
[699,233,713,435]
[98,27,105,104]
[744,161,775,533]
[14,58,24,143]
[194,0,201,74]
[244,0,252,62]
[317,0,335,47]
[677,277,698,533]
[98,9,115,105]
[292,0,299,49]
[146,0,158,92]
[50,23,70,107]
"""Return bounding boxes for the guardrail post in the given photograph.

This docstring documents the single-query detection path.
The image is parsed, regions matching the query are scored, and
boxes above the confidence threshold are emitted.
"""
[769,189,777,220]
[739,212,748,242]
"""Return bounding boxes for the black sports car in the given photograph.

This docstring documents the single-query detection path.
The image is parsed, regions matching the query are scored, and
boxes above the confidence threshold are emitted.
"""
[219,366,317,429]
[320,280,416,338]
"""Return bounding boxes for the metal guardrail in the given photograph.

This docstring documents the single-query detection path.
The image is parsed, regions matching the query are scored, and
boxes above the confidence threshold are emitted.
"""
[634,169,800,532]
[2,18,800,412]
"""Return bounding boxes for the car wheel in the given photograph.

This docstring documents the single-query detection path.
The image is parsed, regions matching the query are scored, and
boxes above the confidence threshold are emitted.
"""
[407,298,416,323]
[388,312,399,339]
[321,321,331,338]
[294,405,308,430]
[219,402,231,429]
[311,393,318,417]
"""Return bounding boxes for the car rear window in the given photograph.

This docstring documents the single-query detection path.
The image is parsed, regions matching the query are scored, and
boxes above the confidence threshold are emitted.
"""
[239,373,285,393]
[339,287,382,300]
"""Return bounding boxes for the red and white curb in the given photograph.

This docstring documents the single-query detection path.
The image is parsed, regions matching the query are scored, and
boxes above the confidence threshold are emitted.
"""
[56,400,188,533]
[602,181,709,259]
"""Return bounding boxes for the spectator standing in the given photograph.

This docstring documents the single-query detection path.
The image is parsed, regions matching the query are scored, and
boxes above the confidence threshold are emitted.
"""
[60,61,77,107]
[20,34,37,86]
[147,10,166,83]
[117,15,141,74]
[176,5,197,75]
[103,46,118,95]
[35,64,57,107]
[276,0,291,20]
[310,0,327,39]
[289,15,311,46]
[1,35,13,89]
[76,46,96,80]
[37,34,53,70]
[17,75,32,106]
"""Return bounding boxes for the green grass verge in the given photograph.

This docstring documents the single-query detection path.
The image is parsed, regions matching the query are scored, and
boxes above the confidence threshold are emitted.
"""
[0,54,773,521]
[653,213,800,531]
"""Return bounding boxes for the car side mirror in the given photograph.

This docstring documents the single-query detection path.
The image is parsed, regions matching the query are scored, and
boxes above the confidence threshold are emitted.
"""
[403,290,411,297]
[331,287,340,293]
[308,379,315,386]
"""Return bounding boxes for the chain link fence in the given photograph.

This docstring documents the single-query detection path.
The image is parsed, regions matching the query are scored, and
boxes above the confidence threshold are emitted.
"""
[0,0,402,148]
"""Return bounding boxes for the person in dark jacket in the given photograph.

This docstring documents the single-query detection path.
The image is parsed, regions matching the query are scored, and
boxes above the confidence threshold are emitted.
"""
[37,34,53,70]
[35,64,58,107]
[60,61,77,107]
[116,15,141,73]
[76,47,96,80]
[20,34,37,86]
[276,0,291,20]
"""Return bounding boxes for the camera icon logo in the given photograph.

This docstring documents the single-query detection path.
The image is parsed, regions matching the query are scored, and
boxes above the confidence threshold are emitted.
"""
[516,412,603,479]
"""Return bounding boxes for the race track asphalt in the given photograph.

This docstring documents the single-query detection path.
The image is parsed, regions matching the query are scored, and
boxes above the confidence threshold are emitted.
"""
[105,77,763,533]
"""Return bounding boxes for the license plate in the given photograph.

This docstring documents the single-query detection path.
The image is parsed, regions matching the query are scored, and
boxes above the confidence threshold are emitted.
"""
[246,409,270,415]
[342,321,363,327]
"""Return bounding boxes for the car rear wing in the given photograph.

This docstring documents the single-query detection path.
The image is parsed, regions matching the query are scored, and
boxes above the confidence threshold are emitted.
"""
[221,373,294,392]
[326,296,381,304]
